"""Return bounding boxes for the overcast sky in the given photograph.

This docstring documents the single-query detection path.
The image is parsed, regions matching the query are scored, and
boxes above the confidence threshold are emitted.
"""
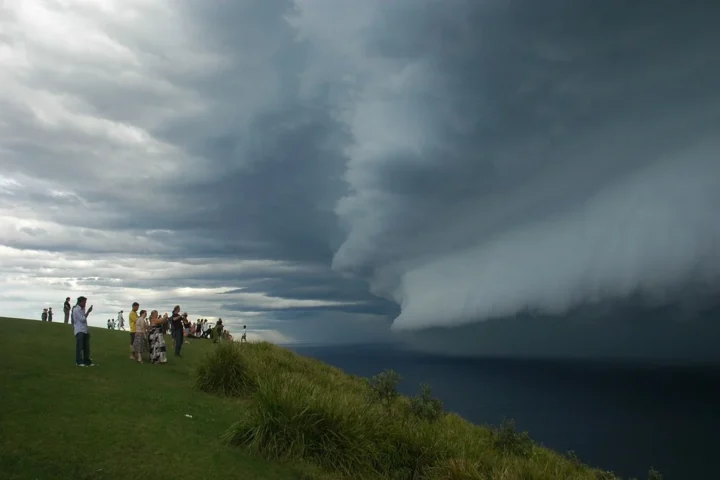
[1,1,719,353]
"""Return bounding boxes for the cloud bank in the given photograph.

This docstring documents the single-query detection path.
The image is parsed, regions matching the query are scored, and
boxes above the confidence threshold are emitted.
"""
[1,0,719,355]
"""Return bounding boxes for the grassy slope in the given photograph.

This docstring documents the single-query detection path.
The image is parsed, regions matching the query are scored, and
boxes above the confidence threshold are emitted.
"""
[0,317,316,480]
[203,341,620,480]
[0,316,624,480]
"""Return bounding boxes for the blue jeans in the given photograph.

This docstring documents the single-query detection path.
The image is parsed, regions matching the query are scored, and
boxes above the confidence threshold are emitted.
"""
[75,332,91,365]
[173,328,183,356]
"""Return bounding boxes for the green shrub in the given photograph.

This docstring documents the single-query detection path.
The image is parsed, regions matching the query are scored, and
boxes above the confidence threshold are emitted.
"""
[373,421,453,479]
[647,467,663,480]
[409,383,444,423]
[223,373,380,477]
[490,419,533,457]
[565,450,584,469]
[222,372,458,479]
[368,369,401,411]
[193,340,254,397]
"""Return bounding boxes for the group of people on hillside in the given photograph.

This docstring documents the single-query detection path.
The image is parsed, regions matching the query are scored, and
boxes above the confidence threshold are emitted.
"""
[127,302,174,364]
[113,311,126,330]
[63,295,245,367]
[128,304,238,363]
[40,297,73,324]
[106,311,126,330]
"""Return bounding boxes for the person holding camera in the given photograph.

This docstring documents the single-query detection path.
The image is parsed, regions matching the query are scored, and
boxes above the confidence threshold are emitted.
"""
[169,306,186,357]
[72,296,95,366]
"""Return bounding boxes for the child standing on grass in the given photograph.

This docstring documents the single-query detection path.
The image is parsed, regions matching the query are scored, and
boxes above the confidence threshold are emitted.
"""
[133,310,149,363]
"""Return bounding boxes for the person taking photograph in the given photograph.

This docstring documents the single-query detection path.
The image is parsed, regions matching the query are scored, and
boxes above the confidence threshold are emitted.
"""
[71,296,95,367]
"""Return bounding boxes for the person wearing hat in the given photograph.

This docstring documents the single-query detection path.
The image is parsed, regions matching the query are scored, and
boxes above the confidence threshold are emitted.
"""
[71,296,95,367]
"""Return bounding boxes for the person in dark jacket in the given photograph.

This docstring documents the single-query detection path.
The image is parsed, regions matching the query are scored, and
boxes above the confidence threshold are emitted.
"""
[63,297,71,324]
[169,306,185,357]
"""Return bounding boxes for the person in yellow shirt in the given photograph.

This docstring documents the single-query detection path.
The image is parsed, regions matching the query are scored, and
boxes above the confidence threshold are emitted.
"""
[129,302,140,360]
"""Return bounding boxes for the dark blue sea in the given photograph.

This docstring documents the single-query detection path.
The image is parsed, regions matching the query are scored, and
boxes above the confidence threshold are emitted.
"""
[288,344,720,480]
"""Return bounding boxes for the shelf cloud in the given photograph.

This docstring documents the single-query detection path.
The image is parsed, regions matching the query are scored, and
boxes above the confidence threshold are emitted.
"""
[1,0,718,355]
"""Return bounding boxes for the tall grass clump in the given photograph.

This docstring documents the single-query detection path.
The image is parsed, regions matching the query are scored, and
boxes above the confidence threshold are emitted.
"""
[223,372,382,477]
[223,372,458,479]
[193,340,254,397]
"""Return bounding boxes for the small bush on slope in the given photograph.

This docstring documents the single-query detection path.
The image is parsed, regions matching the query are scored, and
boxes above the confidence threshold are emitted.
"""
[368,369,402,411]
[490,419,534,457]
[409,383,444,423]
[193,341,254,397]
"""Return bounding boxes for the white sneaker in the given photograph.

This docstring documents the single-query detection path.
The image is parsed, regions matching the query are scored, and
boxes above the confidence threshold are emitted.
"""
[77,364,86,367]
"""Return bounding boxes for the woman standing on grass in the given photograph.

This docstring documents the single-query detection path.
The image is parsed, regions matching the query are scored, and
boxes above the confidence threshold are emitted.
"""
[212,319,224,344]
[133,310,149,363]
[148,310,169,364]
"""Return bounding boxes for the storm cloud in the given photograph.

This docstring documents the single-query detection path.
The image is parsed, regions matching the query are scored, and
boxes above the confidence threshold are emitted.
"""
[1,0,719,354]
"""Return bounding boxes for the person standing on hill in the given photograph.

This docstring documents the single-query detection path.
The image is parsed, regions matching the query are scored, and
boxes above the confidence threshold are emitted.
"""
[148,310,169,364]
[240,325,247,343]
[41,308,48,322]
[201,319,210,339]
[169,306,185,357]
[133,310,149,363]
[72,296,94,367]
[48,307,53,322]
[213,319,224,344]
[129,302,139,360]
[63,297,71,324]
[117,310,125,331]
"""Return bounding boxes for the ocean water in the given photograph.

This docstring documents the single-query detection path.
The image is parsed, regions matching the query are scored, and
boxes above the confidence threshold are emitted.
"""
[289,344,720,480]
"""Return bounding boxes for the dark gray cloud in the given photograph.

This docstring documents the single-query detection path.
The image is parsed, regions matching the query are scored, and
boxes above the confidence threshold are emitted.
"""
[1,0,719,353]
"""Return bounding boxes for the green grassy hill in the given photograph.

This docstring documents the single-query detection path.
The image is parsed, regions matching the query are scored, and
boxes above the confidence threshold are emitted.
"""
[0,317,320,480]
[0,317,644,480]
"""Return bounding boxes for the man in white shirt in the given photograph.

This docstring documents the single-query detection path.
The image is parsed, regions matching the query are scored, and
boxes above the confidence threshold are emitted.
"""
[72,296,95,367]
